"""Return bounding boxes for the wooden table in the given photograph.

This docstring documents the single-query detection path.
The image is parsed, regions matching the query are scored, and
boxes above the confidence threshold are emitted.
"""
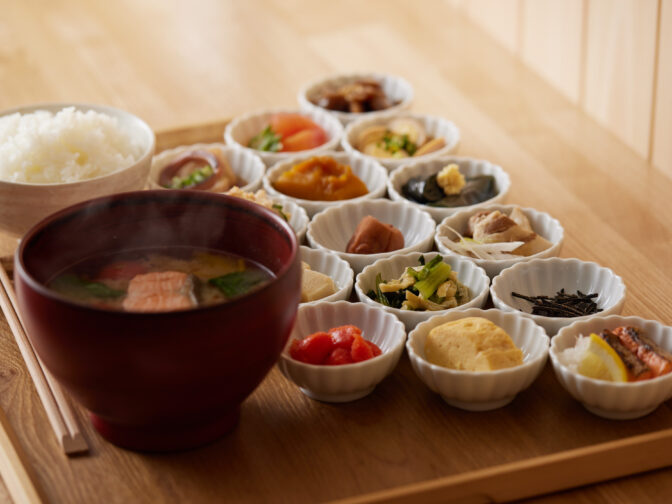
[1,1,672,502]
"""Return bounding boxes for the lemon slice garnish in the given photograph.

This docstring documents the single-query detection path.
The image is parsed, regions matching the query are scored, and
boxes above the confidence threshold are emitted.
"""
[577,333,628,382]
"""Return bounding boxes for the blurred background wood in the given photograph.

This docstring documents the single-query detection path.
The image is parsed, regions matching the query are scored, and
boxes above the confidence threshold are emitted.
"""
[0,0,671,503]
[456,0,671,177]
[653,0,672,173]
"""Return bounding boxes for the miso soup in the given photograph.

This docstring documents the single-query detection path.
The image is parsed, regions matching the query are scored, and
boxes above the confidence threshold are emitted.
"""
[47,247,274,312]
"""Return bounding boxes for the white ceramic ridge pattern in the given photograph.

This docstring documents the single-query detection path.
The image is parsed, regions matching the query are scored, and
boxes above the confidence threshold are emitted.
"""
[550,315,672,419]
[277,301,406,402]
[407,308,549,411]
[490,257,626,336]
[307,198,435,274]
[149,143,265,193]
[342,112,460,172]
[262,151,388,217]
[224,107,343,167]
[355,251,490,331]
[435,204,564,278]
[299,246,354,304]
[297,72,414,124]
[388,156,511,221]
[278,199,308,243]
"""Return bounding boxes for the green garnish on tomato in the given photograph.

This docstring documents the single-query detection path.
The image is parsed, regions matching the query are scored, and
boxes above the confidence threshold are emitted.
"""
[249,126,282,152]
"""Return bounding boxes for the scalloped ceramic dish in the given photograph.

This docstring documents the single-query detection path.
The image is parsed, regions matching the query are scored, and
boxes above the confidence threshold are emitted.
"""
[307,199,436,274]
[300,246,354,304]
[354,251,490,331]
[262,151,388,217]
[297,72,413,124]
[435,204,564,278]
[550,315,672,419]
[387,156,511,222]
[342,112,460,172]
[277,301,406,402]
[276,198,309,243]
[407,308,549,410]
[148,143,265,193]
[490,258,626,336]
[224,108,343,167]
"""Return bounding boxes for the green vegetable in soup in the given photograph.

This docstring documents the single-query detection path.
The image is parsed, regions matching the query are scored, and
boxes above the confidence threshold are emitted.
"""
[50,274,125,301]
[208,269,269,298]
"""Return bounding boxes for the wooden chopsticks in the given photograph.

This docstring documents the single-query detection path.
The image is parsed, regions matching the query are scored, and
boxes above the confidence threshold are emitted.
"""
[0,261,88,455]
[0,405,45,504]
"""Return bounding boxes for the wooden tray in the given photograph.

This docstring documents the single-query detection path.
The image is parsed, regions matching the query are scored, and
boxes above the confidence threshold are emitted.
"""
[0,121,671,504]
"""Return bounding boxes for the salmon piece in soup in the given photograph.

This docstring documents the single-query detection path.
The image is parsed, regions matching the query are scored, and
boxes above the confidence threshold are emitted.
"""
[122,271,197,313]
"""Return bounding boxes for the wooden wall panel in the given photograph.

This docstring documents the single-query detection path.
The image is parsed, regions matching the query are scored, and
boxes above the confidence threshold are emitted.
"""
[582,0,658,158]
[520,0,584,104]
[464,0,521,53]
[653,0,672,176]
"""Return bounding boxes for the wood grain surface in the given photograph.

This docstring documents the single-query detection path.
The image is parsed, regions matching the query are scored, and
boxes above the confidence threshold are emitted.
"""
[1,1,672,503]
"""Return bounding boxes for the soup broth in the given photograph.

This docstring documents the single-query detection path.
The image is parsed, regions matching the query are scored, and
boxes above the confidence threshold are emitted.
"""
[47,247,274,312]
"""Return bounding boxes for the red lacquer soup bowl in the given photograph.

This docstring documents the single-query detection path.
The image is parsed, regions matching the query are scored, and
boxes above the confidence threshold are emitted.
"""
[14,190,301,452]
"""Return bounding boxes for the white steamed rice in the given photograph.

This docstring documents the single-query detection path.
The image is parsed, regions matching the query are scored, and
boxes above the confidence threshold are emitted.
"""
[0,107,144,184]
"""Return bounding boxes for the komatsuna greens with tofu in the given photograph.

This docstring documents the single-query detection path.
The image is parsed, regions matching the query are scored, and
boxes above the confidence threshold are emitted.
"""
[367,255,471,311]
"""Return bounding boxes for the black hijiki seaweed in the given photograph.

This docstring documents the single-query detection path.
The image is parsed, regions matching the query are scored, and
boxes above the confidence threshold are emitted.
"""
[511,289,602,318]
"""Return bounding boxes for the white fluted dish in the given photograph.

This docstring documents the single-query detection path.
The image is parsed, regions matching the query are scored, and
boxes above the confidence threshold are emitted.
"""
[277,301,406,402]
[224,108,343,167]
[263,151,387,217]
[297,72,413,124]
[277,199,309,243]
[435,204,564,278]
[148,143,265,192]
[307,199,435,274]
[490,258,626,336]
[0,103,155,237]
[407,308,549,410]
[342,112,460,172]
[300,246,354,304]
[387,156,511,222]
[550,315,672,419]
[355,252,490,331]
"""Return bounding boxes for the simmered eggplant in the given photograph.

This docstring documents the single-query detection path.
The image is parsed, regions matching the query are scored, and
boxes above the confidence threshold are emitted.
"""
[402,173,497,207]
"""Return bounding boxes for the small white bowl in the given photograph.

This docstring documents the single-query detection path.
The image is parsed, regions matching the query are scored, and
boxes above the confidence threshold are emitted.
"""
[342,112,460,172]
[224,108,343,167]
[490,258,627,336]
[276,199,309,243]
[148,143,265,192]
[435,204,564,278]
[297,72,413,124]
[307,199,436,274]
[263,151,388,217]
[550,315,672,419]
[387,156,511,222]
[355,252,490,331]
[407,308,549,410]
[300,246,354,304]
[0,103,155,237]
[277,301,406,402]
